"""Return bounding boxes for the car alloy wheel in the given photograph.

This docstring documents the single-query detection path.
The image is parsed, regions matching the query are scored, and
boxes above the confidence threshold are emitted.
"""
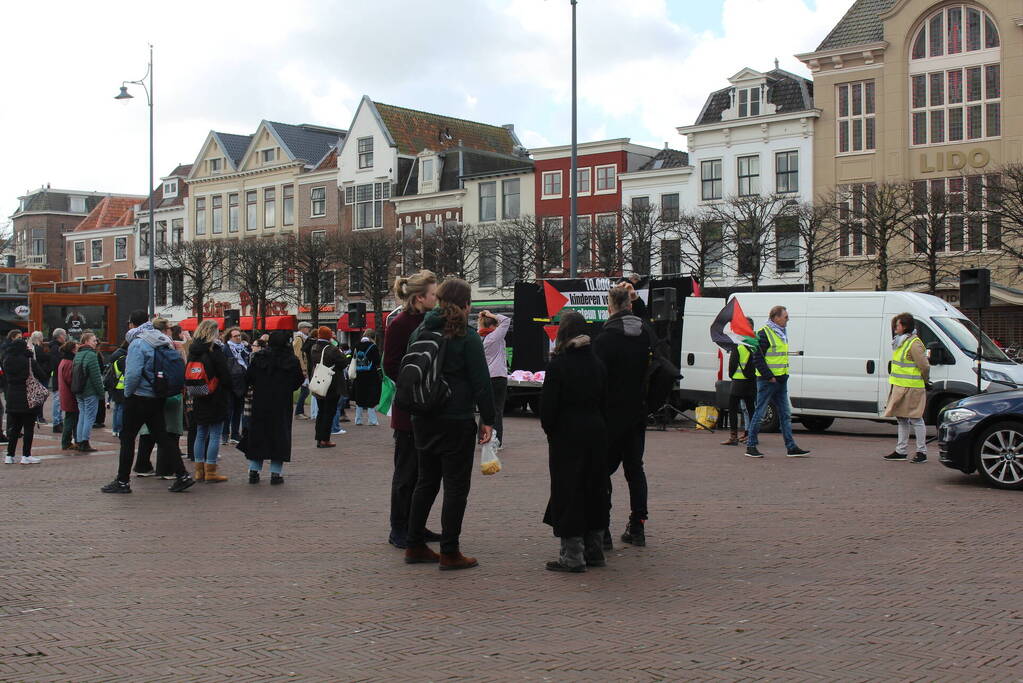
[976,422,1023,490]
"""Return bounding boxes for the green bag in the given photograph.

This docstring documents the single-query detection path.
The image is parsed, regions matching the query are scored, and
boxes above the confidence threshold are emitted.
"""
[377,374,395,417]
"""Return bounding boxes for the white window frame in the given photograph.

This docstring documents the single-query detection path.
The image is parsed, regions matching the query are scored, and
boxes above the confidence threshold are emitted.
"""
[502,178,521,220]
[541,171,562,199]
[737,86,762,118]
[737,155,760,197]
[114,236,127,261]
[69,196,86,212]
[208,157,223,173]
[264,187,276,229]
[260,148,277,164]
[353,182,389,230]
[246,191,257,231]
[575,167,591,196]
[90,275,104,281]
[909,62,1000,147]
[775,151,799,194]
[836,81,877,155]
[479,181,497,222]
[283,184,295,226]
[310,186,326,217]
[114,273,128,279]
[701,159,723,201]
[73,240,85,264]
[90,239,102,263]
[195,197,206,235]
[420,157,436,193]
[74,276,86,282]
[594,164,617,194]
[357,137,374,169]
[163,180,178,197]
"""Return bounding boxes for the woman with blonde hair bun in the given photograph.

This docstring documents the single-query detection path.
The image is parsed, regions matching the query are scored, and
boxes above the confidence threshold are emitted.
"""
[381,269,440,549]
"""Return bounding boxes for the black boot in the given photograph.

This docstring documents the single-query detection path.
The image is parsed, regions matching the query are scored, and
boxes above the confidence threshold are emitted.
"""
[584,530,606,567]
[602,527,613,551]
[621,519,646,547]
[546,536,586,572]
[270,473,284,485]
[249,470,260,484]
[78,440,97,453]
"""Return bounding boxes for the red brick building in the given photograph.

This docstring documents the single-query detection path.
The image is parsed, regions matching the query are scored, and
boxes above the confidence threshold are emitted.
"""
[65,197,138,281]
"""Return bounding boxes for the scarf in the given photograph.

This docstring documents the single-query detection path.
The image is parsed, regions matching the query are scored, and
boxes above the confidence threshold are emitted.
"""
[228,340,250,368]
[478,326,494,337]
[891,332,913,351]
[125,320,154,343]
[766,320,788,343]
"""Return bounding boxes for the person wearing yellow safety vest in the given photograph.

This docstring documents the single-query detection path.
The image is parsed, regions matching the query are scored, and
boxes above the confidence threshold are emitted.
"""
[106,340,129,438]
[745,305,810,458]
[721,317,758,446]
[883,312,931,463]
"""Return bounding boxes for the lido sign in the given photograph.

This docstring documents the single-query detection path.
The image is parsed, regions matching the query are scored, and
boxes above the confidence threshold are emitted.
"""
[919,147,991,174]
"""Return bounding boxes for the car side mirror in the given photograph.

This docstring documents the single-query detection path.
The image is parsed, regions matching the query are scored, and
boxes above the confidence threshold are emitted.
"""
[927,342,953,365]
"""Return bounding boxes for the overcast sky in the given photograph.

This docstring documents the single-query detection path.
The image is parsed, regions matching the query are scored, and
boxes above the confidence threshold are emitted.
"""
[0,0,853,224]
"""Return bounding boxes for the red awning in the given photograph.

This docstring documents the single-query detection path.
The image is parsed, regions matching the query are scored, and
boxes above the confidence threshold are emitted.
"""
[337,312,378,332]
[176,315,298,332]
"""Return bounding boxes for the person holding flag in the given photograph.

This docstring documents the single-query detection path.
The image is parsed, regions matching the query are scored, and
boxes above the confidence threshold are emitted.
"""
[710,300,758,446]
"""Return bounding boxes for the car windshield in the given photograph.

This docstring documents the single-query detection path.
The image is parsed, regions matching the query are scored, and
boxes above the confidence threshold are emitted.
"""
[932,316,1011,364]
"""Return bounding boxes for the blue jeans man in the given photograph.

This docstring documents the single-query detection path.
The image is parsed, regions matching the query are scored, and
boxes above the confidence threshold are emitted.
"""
[746,377,806,457]
[76,395,99,445]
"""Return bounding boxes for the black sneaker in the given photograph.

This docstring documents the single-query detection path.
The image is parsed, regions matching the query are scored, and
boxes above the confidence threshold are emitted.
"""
[746,446,765,458]
[270,473,284,485]
[786,447,811,457]
[602,528,613,551]
[168,475,195,493]
[388,532,408,549]
[621,520,646,547]
[249,471,260,484]
[423,528,443,543]
[883,452,908,461]
[910,453,927,464]
[101,479,131,494]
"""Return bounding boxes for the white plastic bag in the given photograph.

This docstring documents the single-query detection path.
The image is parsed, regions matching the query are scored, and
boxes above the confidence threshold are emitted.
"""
[480,437,502,475]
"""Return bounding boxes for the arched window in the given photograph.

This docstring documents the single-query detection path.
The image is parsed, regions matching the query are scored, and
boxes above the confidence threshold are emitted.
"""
[909,4,1000,146]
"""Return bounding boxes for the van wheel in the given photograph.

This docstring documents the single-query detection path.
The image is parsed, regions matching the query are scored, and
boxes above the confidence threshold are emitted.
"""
[759,404,780,433]
[801,417,834,433]
[974,421,1023,490]
[527,395,542,416]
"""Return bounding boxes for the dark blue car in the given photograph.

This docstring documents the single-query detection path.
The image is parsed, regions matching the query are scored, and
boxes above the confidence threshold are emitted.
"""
[939,389,1023,490]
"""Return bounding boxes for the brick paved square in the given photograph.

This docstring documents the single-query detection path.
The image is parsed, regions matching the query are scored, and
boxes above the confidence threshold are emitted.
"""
[2,416,1022,681]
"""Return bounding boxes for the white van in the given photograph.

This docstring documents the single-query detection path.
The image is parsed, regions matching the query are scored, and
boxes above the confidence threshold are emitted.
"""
[679,291,1023,432]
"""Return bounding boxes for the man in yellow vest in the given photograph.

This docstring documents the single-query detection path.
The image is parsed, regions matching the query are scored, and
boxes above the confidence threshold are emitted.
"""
[745,305,810,458]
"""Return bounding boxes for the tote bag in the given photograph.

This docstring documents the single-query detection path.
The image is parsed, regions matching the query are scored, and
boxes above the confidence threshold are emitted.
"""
[26,374,49,409]
[309,357,335,398]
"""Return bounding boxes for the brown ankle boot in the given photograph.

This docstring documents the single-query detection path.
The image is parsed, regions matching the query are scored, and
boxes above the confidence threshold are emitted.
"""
[204,463,228,482]
[404,544,440,564]
[721,430,739,446]
[439,551,479,571]
[194,462,206,482]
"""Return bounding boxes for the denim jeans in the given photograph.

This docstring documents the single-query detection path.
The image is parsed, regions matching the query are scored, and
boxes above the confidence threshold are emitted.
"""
[195,422,225,464]
[310,394,319,418]
[295,384,310,416]
[331,402,345,432]
[355,406,378,425]
[76,395,99,443]
[248,459,283,474]
[746,377,797,450]
[51,392,61,424]
[112,401,125,434]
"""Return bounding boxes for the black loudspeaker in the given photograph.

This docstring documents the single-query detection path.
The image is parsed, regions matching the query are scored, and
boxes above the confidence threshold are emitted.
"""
[650,287,678,322]
[348,302,367,329]
[224,309,240,329]
[960,268,991,309]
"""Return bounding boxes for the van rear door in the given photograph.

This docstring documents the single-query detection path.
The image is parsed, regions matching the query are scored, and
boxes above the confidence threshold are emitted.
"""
[679,297,726,407]
[795,296,885,418]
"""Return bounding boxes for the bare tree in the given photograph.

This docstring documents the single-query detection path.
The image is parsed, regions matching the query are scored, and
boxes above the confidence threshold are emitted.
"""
[589,214,623,277]
[227,237,291,334]
[163,239,226,321]
[707,194,789,291]
[836,181,915,291]
[673,211,725,286]
[984,166,1020,265]
[791,196,843,292]
[619,203,669,276]
[487,215,563,281]
[424,221,480,283]
[282,231,342,327]
[337,230,401,336]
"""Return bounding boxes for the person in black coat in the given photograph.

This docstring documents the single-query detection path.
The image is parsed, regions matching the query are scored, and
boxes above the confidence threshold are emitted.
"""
[541,311,610,572]
[352,329,381,425]
[308,326,347,448]
[186,321,233,483]
[3,338,48,464]
[239,331,305,484]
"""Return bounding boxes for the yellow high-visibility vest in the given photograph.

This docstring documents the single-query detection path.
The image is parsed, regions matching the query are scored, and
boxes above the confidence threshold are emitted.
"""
[755,326,789,378]
[890,336,925,388]
[732,344,751,380]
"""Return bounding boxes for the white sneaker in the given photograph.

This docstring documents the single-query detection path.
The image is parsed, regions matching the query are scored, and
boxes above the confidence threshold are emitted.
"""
[3,456,13,464]
[332,428,347,435]
[20,455,41,464]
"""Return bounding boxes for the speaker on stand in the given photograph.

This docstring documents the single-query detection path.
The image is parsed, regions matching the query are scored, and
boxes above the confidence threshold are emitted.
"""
[960,268,990,393]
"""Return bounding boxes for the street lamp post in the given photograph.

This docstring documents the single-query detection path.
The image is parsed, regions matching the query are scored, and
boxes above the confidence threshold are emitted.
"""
[115,44,155,317]
[569,0,578,278]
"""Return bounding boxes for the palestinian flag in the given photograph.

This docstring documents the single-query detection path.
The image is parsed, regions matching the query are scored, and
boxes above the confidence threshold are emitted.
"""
[710,298,756,352]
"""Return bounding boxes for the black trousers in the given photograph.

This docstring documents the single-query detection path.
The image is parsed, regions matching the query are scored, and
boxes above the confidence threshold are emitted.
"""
[390,429,418,535]
[490,377,507,445]
[7,412,35,458]
[185,410,196,460]
[607,422,648,522]
[134,432,184,475]
[407,418,477,554]
[314,396,339,442]
[117,396,184,482]
[728,392,756,431]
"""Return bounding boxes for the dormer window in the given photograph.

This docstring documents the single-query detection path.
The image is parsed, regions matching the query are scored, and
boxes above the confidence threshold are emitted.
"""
[69,196,86,212]
[209,158,223,174]
[261,148,277,164]
[163,180,178,198]
[420,157,436,193]
[738,87,761,117]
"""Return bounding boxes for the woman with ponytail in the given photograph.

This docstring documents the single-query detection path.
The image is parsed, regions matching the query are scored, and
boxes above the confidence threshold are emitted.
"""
[403,278,495,571]
[382,270,439,549]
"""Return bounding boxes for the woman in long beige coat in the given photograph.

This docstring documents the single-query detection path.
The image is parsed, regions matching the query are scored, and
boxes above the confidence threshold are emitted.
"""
[883,312,930,463]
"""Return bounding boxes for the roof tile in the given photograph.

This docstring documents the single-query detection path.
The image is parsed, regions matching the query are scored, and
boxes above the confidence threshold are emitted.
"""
[816,0,897,51]
[374,102,518,157]
[73,196,138,232]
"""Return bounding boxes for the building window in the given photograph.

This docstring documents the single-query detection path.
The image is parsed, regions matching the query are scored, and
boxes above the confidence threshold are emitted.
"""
[775,215,799,273]
[911,175,1002,253]
[156,221,167,254]
[701,159,722,200]
[912,5,999,60]
[172,219,183,244]
[358,137,373,169]
[31,230,45,256]
[837,184,877,257]
[837,81,876,153]
[660,193,680,222]
[738,86,761,117]
[910,64,999,145]
[595,164,617,193]
[575,215,592,272]
[349,267,364,294]
[354,182,389,229]
[776,151,799,193]
[542,217,564,272]
[139,225,150,257]
[737,156,760,196]
[311,187,326,217]
[283,184,294,226]
[264,188,276,228]
[479,239,498,288]
[576,168,591,195]
[208,158,222,173]
[195,197,206,235]
[69,196,86,212]
[171,271,184,306]
[705,220,724,275]
[74,240,85,264]
[261,149,276,164]
[542,171,562,198]
[211,194,223,234]
[163,181,177,197]
[502,179,520,219]
[479,182,497,222]
[631,196,650,213]
[228,193,239,233]
[246,191,257,230]
[154,270,168,306]
[661,239,681,275]
[421,158,434,189]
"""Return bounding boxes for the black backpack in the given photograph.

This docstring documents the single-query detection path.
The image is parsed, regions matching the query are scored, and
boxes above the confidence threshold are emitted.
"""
[71,359,87,395]
[151,345,185,398]
[394,330,452,416]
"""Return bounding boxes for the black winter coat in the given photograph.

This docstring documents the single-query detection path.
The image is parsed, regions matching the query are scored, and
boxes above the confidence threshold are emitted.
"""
[188,341,233,425]
[47,339,62,387]
[541,340,610,537]
[3,339,49,414]
[308,339,348,399]
[239,347,305,462]
[592,311,659,436]
[352,339,381,408]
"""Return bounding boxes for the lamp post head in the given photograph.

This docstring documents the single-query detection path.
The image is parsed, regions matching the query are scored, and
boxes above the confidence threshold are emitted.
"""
[114,85,133,104]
